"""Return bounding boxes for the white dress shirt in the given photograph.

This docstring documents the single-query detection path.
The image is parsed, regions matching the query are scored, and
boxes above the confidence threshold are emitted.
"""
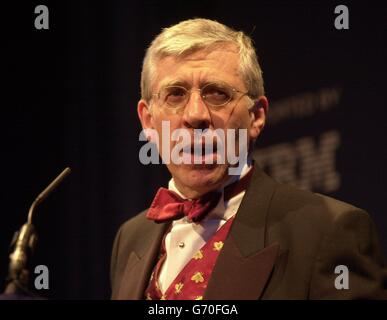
[158,162,252,293]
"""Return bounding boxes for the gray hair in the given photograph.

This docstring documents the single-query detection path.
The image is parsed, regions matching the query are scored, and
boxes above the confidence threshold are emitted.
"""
[140,18,265,103]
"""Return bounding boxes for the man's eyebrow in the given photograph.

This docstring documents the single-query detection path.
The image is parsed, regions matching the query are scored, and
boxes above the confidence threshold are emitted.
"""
[160,78,232,88]
[161,79,190,88]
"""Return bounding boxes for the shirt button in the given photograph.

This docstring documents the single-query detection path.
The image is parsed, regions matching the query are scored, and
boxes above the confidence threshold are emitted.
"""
[178,241,185,248]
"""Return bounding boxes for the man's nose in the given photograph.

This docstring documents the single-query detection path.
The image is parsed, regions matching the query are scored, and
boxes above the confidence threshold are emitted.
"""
[182,90,211,130]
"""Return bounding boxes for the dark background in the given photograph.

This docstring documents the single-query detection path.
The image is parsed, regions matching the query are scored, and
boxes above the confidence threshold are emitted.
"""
[1,1,386,299]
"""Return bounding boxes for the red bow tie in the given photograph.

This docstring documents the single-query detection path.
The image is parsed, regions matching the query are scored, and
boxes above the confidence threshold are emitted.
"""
[146,168,254,223]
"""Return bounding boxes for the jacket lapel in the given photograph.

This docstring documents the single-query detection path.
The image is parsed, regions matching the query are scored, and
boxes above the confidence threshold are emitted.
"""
[204,240,279,300]
[205,166,280,300]
[116,222,169,300]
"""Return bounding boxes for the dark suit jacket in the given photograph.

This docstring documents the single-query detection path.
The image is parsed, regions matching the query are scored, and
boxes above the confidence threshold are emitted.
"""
[110,166,387,299]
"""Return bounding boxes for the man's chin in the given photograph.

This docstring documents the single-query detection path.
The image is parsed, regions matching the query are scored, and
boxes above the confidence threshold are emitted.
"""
[171,163,229,193]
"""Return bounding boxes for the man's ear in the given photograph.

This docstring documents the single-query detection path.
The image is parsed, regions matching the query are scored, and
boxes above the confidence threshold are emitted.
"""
[137,99,153,130]
[249,96,269,141]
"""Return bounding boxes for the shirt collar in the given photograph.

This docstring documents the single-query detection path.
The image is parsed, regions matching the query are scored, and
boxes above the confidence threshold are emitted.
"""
[168,159,253,222]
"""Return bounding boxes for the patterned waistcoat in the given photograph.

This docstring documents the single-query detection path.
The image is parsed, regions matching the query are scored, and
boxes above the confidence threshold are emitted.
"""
[145,217,234,300]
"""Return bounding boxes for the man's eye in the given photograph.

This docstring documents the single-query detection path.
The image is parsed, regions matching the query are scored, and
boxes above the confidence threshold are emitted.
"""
[204,86,230,105]
[168,87,186,97]
[164,87,187,105]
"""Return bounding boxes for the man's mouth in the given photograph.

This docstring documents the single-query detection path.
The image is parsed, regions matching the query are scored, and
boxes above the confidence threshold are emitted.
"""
[180,142,219,165]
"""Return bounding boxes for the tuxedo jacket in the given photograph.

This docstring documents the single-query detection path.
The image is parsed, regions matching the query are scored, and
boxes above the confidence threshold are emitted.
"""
[110,166,387,299]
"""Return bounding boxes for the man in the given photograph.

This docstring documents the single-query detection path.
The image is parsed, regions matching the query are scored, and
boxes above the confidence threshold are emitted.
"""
[110,18,387,299]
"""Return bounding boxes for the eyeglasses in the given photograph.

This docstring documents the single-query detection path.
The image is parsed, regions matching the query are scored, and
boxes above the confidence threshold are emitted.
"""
[152,82,251,111]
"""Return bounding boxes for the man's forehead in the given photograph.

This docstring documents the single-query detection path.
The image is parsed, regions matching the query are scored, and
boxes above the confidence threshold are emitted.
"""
[160,43,238,62]
[153,46,242,88]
